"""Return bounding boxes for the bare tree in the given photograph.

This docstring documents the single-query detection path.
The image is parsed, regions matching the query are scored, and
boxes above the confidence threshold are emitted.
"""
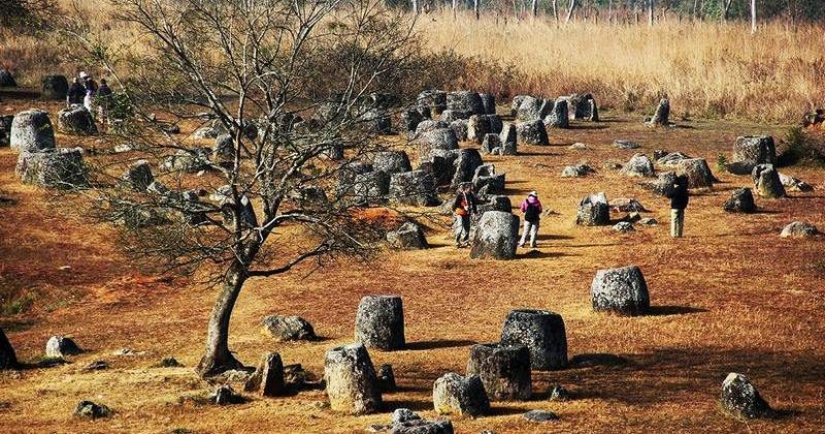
[750,0,757,32]
[74,0,428,378]
[565,0,577,23]
[648,0,654,26]
[531,0,538,17]
[552,0,559,21]
[474,0,480,20]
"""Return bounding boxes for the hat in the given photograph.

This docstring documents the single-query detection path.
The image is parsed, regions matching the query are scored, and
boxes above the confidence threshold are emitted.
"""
[79,71,90,80]
[529,191,537,197]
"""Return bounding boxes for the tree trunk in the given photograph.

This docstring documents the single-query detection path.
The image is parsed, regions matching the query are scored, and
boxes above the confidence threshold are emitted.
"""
[412,0,418,15]
[648,0,654,26]
[565,0,576,23]
[452,0,457,20]
[531,0,538,17]
[751,0,757,33]
[608,0,613,24]
[196,265,247,377]
[723,0,733,21]
[474,0,480,20]
[552,0,558,21]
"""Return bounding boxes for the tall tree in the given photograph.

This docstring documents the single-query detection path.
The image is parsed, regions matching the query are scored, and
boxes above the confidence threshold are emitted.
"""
[648,0,655,26]
[79,0,426,377]
[751,0,757,32]
[566,0,577,23]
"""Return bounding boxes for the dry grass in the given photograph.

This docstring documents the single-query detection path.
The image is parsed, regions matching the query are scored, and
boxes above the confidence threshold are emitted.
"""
[417,11,825,122]
[2,91,825,432]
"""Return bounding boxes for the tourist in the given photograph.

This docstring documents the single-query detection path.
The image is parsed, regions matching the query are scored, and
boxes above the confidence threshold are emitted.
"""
[97,79,113,132]
[452,182,477,248]
[518,191,542,248]
[80,72,98,115]
[666,175,689,238]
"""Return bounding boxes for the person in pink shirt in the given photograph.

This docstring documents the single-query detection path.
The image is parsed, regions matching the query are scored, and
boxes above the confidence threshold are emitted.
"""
[519,191,542,248]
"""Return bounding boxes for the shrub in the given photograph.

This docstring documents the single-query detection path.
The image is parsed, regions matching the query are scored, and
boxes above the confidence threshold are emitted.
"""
[778,126,825,167]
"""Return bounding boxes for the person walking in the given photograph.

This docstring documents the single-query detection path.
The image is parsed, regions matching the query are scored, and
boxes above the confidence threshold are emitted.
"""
[452,183,477,248]
[518,191,542,248]
[66,77,85,107]
[665,175,689,238]
[96,79,113,133]
[80,71,98,115]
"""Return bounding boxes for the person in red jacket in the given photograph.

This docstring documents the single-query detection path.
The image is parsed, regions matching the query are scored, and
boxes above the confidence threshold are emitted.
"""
[452,183,477,248]
[519,191,542,248]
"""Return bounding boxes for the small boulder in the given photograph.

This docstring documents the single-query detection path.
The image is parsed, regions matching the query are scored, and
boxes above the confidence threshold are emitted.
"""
[324,343,382,415]
[613,139,640,149]
[480,133,501,155]
[611,198,647,212]
[467,114,503,143]
[0,328,18,370]
[16,149,88,189]
[752,164,786,198]
[723,188,756,213]
[780,221,818,238]
[613,221,635,233]
[543,99,569,129]
[58,106,97,135]
[262,315,316,341]
[469,211,520,260]
[645,98,671,127]
[515,120,549,146]
[432,372,490,417]
[779,173,814,192]
[389,170,439,207]
[676,158,715,188]
[374,151,412,175]
[42,75,69,100]
[386,222,428,250]
[720,373,773,420]
[657,151,691,167]
[10,109,56,153]
[45,336,82,359]
[548,384,571,401]
[590,265,650,316]
[391,420,454,434]
[523,410,560,423]
[73,401,112,419]
[0,69,16,87]
[498,122,517,155]
[620,153,655,177]
[122,160,154,192]
[244,352,286,397]
[575,193,610,226]
[377,364,396,392]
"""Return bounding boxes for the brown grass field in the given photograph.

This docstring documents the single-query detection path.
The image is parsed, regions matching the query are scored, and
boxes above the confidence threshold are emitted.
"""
[2,87,825,433]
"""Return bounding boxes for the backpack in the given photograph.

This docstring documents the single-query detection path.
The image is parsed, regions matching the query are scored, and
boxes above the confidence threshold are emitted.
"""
[524,200,540,222]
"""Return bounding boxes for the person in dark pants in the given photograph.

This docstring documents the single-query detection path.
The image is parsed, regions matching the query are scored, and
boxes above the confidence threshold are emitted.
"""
[453,183,477,248]
[66,77,85,106]
[518,191,542,248]
[665,175,690,238]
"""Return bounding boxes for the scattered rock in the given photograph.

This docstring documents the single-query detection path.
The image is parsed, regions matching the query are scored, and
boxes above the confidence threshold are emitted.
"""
[58,106,97,135]
[466,343,532,401]
[723,188,756,213]
[640,218,658,226]
[16,148,88,189]
[548,385,571,401]
[377,364,396,392]
[45,336,82,359]
[324,343,382,415]
[0,69,16,87]
[73,401,112,419]
[389,170,439,207]
[613,221,635,233]
[211,385,244,405]
[498,122,517,155]
[657,151,691,167]
[590,265,650,316]
[752,164,786,198]
[387,222,429,250]
[469,211,520,260]
[730,136,776,174]
[82,361,109,371]
[374,151,413,175]
[575,192,610,226]
[720,373,774,420]
[10,109,56,153]
[262,315,316,341]
[569,142,588,150]
[780,221,818,238]
[543,99,569,129]
[523,410,560,423]
[611,198,647,212]
[391,419,454,434]
[392,408,422,425]
[779,173,814,192]
[451,149,484,187]
[154,357,183,368]
[432,372,490,417]
[0,328,18,370]
[500,309,568,371]
[620,153,655,177]
[467,114,503,143]
[613,139,639,149]
[676,158,715,188]
[645,98,671,127]
[244,352,286,397]
[515,120,549,146]
[480,133,502,155]
[42,75,69,100]
[355,295,405,350]
[122,160,154,192]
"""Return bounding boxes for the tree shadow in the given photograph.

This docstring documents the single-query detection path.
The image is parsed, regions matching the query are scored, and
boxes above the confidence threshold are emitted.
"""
[567,124,610,130]
[405,340,477,351]
[518,250,575,260]
[646,305,708,316]
[568,353,632,369]
[487,405,532,416]
[381,398,433,412]
[538,234,575,241]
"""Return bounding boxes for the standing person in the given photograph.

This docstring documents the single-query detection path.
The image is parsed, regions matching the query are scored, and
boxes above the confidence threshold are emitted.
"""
[452,183,477,248]
[665,175,689,238]
[96,79,113,133]
[518,191,542,248]
[80,71,98,115]
[66,77,85,107]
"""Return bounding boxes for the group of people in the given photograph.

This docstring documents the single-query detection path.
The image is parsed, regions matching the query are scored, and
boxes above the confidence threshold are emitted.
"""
[67,71,113,132]
[452,175,690,249]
